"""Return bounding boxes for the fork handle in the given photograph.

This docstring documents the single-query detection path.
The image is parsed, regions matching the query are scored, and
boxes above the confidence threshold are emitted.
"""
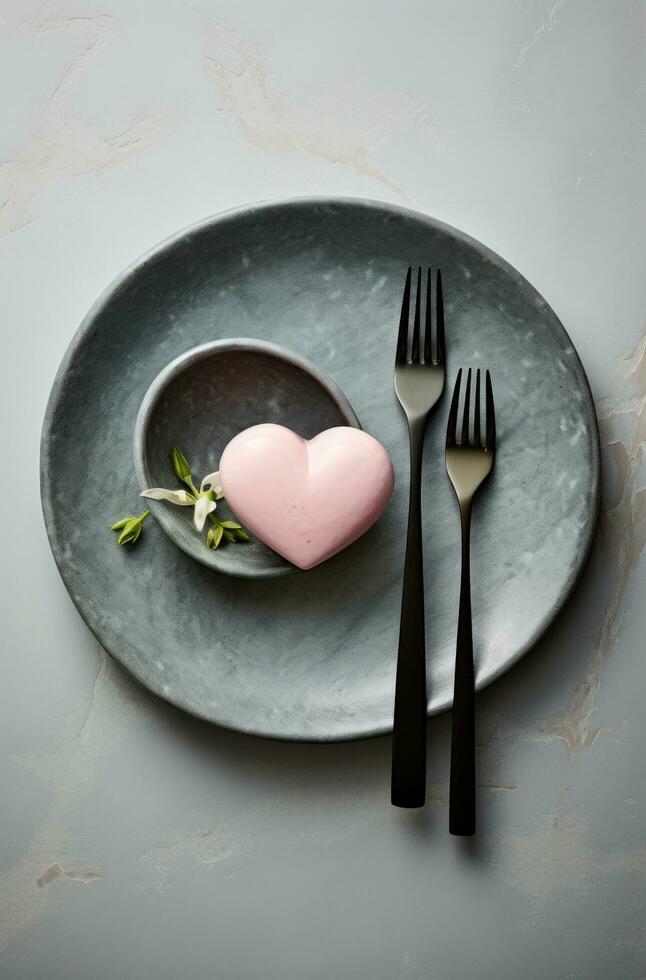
[449,502,476,835]
[391,417,427,808]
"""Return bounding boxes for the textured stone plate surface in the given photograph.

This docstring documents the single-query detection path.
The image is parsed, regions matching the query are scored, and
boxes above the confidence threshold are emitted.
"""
[40,198,599,741]
[133,338,360,578]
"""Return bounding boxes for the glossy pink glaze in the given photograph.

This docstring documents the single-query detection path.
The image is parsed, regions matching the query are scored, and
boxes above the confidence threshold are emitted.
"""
[219,424,395,570]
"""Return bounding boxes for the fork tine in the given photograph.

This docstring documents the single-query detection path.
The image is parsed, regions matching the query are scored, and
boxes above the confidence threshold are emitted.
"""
[396,267,411,364]
[411,267,422,363]
[435,269,445,365]
[474,369,482,447]
[461,368,472,446]
[446,369,462,447]
[424,267,432,363]
[485,370,496,452]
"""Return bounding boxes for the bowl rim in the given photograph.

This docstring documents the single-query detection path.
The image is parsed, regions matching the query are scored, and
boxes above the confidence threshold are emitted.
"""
[133,337,362,579]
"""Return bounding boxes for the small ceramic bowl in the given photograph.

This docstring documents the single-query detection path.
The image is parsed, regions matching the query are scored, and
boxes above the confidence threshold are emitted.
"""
[133,339,361,578]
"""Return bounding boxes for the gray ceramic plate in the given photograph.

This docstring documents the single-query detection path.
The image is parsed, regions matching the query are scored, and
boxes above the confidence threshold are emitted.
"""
[41,197,599,741]
[133,338,361,579]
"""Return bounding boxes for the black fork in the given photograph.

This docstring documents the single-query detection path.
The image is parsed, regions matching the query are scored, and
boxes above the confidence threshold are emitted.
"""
[391,267,446,808]
[445,368,496,834]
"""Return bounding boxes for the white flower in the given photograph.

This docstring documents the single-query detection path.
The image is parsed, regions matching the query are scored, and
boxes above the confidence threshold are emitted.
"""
[141,470,225,533]
[200,471,224,498]
[192,494,216,532]
[140,488,195,506]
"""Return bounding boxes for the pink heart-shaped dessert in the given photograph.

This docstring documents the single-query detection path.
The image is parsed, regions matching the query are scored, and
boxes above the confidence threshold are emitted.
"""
[219,424,395,570]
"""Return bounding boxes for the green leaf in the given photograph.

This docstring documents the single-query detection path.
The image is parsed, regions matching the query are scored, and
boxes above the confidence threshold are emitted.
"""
[222,529,236,543]
[111,510,149,546]
[207,524,224,549]
[233,528,250,542]
[169,446,193,485]
[117,519,140,545]
[219,521,242,529]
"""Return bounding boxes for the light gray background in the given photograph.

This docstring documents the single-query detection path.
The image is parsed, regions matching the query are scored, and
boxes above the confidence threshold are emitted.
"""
[1,1,644,978]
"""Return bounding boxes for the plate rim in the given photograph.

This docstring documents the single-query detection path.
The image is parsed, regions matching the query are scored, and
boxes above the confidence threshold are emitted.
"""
[40,195,601,741]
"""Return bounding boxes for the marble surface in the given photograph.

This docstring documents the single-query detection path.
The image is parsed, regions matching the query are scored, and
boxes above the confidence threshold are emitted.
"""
[1,0,645,977]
